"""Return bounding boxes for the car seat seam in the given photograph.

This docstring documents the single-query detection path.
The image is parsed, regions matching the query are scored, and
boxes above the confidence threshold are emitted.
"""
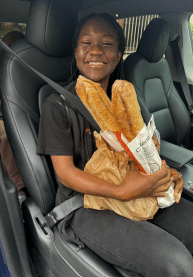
[8,55,40,122]
[44,0,51,54]
[152,107,170,114]
[165,80,173,100]
[137,93,152,116]
[26,114,56,195]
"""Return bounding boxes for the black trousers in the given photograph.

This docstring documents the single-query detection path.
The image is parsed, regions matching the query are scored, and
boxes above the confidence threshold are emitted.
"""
[60,197,193,277]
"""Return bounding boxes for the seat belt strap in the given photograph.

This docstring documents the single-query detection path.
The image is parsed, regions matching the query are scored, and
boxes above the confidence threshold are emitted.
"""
[0,40,100,132]
[45,194,83,229]
[170,37,193,113]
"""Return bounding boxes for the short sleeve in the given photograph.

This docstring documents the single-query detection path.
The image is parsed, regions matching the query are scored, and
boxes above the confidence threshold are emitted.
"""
[37,93,74,156]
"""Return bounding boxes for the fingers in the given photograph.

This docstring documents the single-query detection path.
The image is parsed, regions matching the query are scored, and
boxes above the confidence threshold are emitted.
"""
[174,178,184,203]
[172,172,182,182]
[167,167,184,203]
[151,177,173,200]
[151,191,168,198]
[148,160,169,181]
[154,164,171,190]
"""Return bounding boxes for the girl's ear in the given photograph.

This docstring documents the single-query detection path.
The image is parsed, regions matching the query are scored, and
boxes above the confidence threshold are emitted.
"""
[74,48,77,59]
[117,51,122,65]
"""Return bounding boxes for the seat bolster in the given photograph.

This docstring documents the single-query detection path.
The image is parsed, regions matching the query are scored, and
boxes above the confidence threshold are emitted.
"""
[167,87,191,145]
[136,93,152,124]
[124,53,144,98]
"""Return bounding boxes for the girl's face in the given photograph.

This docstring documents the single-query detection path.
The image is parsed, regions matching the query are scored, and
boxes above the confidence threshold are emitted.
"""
[75,17,122,91]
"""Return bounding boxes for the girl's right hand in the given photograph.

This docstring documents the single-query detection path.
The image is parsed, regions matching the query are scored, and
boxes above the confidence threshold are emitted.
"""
[118,160,173,201]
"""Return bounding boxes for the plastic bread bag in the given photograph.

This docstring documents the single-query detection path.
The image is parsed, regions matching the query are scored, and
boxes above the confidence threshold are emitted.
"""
[101,116,175,209]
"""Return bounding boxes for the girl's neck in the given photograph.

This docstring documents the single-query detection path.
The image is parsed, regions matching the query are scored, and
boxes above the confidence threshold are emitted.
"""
[106,84,112,100]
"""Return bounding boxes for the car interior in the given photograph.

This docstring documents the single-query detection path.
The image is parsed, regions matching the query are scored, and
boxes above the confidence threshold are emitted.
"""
[1,0,193,276]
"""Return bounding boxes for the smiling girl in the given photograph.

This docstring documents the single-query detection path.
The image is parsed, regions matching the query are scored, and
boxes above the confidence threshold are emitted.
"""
[37,13,193,277]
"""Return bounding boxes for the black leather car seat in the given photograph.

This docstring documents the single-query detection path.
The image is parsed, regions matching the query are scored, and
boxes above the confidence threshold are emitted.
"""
[0,0,139,276]
[123,18,191,146]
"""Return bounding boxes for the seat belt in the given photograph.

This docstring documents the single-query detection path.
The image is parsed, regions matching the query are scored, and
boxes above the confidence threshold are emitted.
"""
[170,37,193,115]
[45,194,84,228]
[0,40,101,228]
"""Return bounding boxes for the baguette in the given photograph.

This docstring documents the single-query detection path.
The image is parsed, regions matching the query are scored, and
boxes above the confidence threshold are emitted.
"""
[76,75,160,151]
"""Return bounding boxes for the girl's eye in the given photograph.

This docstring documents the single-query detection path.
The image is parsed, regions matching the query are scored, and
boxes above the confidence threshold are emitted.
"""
[81,41,91,45]
[102,42,113,46]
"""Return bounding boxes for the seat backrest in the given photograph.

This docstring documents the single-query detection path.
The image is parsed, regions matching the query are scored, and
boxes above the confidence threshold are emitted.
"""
[124,18,191,145]
[0,0,78,214]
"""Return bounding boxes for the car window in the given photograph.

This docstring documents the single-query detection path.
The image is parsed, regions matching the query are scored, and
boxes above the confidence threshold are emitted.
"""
[190,14,193,38]
[117,15,159,59]
[0,22,26,38]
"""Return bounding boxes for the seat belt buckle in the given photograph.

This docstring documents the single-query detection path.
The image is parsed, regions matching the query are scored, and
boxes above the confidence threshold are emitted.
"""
[45,211,58,229]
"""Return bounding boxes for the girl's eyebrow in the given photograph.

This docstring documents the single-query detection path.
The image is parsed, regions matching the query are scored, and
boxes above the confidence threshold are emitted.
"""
[81,34,91,37]
[81,34,114,38]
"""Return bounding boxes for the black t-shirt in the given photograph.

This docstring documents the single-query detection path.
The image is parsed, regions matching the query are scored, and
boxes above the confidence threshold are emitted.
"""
[37,90,74,156]
[37,81,97,206]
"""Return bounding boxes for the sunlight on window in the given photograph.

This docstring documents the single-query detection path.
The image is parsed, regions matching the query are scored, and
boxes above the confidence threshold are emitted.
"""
[0,22,26,39]
[117,15,159,59]
[190,14,193,38]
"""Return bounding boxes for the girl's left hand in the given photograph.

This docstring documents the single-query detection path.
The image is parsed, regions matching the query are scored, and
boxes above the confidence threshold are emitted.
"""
[169,167,184,203]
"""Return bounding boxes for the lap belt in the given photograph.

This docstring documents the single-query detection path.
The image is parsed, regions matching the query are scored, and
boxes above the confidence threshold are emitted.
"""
[45,195,83,229]
[0,40,101,229]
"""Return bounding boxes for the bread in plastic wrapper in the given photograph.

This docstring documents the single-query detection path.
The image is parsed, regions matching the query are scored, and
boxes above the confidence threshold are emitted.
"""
[76,76,174,220]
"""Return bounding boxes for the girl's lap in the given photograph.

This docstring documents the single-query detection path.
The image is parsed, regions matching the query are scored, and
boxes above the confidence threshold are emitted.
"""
[150,197,193,253]
[68,197,193,277]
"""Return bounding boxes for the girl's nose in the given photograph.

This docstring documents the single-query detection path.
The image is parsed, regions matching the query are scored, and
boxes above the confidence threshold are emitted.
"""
[89,44,104,55]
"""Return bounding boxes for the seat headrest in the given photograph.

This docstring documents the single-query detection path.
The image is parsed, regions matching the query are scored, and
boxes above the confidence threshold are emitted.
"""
[25,0,78,57]
[137,18,169,63]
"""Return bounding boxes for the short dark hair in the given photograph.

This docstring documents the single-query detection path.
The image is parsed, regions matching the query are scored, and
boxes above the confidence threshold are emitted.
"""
[69,13,125,85]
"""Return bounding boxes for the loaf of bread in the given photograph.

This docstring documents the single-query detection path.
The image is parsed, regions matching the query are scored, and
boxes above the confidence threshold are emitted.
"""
[112,80,145,141]
[76,76,160,152]
[76,75,121,133]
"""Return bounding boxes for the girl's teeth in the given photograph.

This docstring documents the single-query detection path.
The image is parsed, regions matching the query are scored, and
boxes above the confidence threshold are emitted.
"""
[89,62,104,65]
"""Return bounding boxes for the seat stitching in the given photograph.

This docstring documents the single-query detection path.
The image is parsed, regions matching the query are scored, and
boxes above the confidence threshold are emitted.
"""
[26,114,56,196]
[8,50,40,122]
[44,1,51,53]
